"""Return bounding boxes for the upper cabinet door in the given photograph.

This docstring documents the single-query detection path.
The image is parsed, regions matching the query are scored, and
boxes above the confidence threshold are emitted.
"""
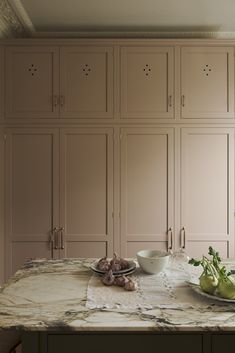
[6,47,59,119]
[60,46,113,119]
[181,47,234,119]
[120,46,174,119]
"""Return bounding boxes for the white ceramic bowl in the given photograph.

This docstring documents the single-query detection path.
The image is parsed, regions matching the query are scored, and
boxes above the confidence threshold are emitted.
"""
[137,250,171,274]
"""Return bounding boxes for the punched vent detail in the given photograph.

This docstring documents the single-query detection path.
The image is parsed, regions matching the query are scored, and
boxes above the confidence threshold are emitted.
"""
[203,64,212,77]
[143,64,151,77]
[82,64,92,77]
[28,64,38,76]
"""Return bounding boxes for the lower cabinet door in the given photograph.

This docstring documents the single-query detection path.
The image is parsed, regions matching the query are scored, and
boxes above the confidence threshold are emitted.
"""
[180,127,234,258]
[59,128,114,258]
[120,127,174,257]
[5,128,59,277]
[47,334,203,353]
[212,334,235,353]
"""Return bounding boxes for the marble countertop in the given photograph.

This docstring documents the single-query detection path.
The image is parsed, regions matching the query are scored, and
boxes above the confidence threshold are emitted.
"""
[1,258,235,332]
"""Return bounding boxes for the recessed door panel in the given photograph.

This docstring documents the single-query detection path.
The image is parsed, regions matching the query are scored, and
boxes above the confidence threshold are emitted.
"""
[6,47,59,118]
[12,241,52,274]
[66,242,107,258]
[47,334,202,353]
[181,128,234,258]
[181,47,234,118]
[60,47,113,118]
[121,47,174,118]
[12,134,53,235]
[120,128,174,256]
[186,241,228,259]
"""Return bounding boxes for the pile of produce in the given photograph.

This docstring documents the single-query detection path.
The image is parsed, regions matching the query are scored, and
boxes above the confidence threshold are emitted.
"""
[97,253,129,272]
[97,253,137,291]
[189,247,235,299]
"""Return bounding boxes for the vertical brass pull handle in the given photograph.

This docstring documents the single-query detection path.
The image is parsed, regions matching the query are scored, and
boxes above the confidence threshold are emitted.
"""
[181,227,186,249]
[60,227,65,250]
[50,229,55,250]
[52,227,60,249]
[60,95,65,107]
[168,95,172,108]
[181,95,185,107]
[167,227,173,251]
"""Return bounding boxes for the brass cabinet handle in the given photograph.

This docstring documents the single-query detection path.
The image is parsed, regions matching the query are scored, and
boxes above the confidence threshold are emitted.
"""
[52,227,60,250]
[167,227,173,251]
[181,227,186,249]
[181,95,185,107]
[60,227,65,250]
[50,229,55,250]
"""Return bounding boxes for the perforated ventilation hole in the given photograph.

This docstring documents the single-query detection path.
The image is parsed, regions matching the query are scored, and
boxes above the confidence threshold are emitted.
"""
[82,64,92,77]
[143,64,152,77]
[28,64,38,76]
[203,64,212,77]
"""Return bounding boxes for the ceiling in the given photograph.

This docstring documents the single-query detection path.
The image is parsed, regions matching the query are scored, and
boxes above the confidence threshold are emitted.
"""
[6,0,235,37]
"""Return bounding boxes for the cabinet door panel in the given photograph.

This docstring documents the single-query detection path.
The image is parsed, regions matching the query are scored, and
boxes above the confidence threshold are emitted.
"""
[212,334,235,353]
[66,242,106,258]
[120,128,174,256]
[47,334,202,353]
[121,47,174,119]
[60,47,113,118]
[186,241,228,259]
[5,129,59,277]
[11,241,52,274]
[6,47,59,119]
[181,128,234,257]
[181,47,234,118]
[60,128,113,257]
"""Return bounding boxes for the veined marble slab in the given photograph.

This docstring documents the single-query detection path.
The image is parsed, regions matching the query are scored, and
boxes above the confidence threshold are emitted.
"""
[0,258,235,332]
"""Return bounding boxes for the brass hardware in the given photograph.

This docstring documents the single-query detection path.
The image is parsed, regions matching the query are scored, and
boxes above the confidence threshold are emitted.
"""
[60,227,65,250]
[50,229,55,251]
[181,227,186,249]
[53,95,58,107]
[168,95,172,108]
[52,227,61,250]
[181,95,185,107]
[60,95,65,107]
[167,227,173,251]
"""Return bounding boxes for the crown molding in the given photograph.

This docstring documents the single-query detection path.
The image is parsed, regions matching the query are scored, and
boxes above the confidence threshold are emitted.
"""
[0,0,28,37]
[8,0,35,34]
[1,1,235,40]
[32,30,235,39]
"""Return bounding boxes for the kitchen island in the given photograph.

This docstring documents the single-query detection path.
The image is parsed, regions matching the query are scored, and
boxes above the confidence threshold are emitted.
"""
[1,258,235,353]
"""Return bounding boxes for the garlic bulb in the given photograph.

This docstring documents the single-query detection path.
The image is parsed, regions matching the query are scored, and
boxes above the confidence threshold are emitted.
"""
[114,275,129,287]
[101,269,115,286]
[110,252,129,272]
[119,258,129,270]
[97,257,110,271]
[124,278,137,291]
